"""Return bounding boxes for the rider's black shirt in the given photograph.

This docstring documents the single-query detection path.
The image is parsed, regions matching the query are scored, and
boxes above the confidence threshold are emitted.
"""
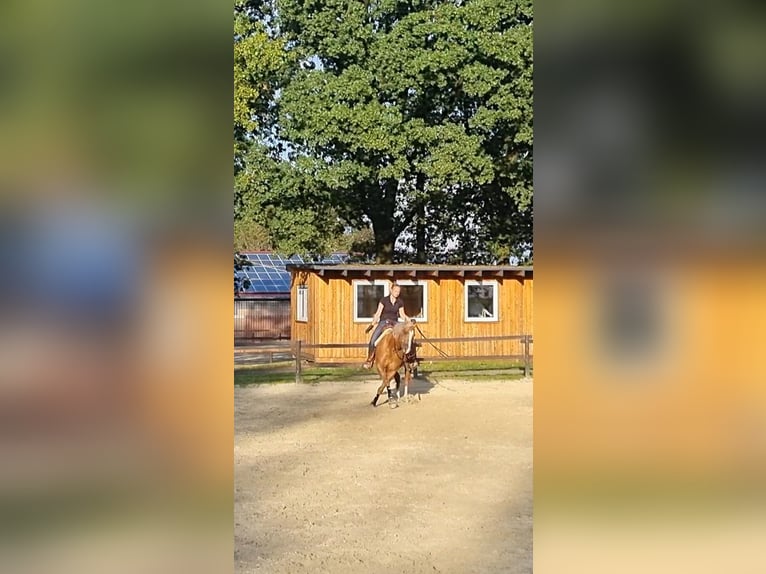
[379,295,404,324]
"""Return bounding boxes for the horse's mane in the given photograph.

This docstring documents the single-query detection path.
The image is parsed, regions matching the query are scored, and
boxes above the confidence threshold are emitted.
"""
[388,321,415,352]
[390,321,411,336]
[391,321,414,336]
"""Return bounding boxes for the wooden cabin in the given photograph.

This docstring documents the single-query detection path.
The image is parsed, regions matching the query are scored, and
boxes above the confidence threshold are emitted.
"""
[535,242,766,482]
[286,264,533,363]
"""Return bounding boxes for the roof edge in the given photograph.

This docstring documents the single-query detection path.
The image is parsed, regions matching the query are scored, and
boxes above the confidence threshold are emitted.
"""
[285,264,532,270]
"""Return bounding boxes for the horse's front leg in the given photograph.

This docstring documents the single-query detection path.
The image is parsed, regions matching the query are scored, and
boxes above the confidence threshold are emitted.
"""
[371,379,388,407]
[387,372,401,409]
[402,366,412,401]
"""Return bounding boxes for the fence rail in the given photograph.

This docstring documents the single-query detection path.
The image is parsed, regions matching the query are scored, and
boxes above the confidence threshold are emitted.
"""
[235,334,533,382]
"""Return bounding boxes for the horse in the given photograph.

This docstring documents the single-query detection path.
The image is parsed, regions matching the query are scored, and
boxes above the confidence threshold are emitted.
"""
[370,319,418,408]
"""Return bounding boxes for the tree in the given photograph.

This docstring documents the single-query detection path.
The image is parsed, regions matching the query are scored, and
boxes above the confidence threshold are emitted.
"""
[233,1,286,162]
[233,1,285,244]
[235,0,533,263]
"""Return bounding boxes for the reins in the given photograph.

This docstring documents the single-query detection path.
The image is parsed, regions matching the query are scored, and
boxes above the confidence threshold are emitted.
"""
[414,324,450,359]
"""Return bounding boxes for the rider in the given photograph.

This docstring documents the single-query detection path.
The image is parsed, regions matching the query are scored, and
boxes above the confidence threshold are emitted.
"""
[363,282,409,369]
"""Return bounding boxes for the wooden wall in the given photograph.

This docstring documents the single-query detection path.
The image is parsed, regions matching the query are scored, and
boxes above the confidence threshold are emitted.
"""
[289,270,316,352]
[534,256,766,480]
[291,270,533,363]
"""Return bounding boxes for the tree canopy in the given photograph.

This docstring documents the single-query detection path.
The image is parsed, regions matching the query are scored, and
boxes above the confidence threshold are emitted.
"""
[234,0,532,264]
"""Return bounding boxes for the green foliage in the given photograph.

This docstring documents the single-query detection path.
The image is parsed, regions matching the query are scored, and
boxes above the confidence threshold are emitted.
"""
[332,227,376,262]
[234,0,533,263]
[234,218,272,252]
[233,2,291,138]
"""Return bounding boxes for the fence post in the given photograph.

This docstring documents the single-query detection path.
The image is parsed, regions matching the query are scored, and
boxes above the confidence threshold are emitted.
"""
[294,340,302,384]
[523,335,530,378]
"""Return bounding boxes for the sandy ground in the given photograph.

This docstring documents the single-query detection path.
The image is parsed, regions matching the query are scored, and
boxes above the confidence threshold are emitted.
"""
[234,376,532,574]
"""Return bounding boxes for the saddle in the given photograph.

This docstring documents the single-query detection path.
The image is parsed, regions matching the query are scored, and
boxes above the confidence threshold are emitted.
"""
[372,320,397,347]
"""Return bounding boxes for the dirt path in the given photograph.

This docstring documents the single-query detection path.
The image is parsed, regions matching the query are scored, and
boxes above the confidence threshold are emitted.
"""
[235,377,532,574]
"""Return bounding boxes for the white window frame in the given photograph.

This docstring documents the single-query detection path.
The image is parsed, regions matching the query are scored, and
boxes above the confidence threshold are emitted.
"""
[353,280,389,322]
[395,279,429,322]
[296,284,308,322]
[464,280,499,322]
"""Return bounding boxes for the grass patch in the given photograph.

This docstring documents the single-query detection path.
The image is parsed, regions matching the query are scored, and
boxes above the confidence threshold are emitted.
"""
[420,359,528,381]
[234,358,529,386]
[234,360,293,372]
[437,372,527,381]
[419,359,527,372]
[235,365,371,386]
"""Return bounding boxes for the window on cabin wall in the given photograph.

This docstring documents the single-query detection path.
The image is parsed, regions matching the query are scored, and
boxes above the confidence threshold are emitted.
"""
[396,280,428,322]
[296,284,308,322]
[353,280,387,322]
[465,280,499,322]
[598,272,665,366]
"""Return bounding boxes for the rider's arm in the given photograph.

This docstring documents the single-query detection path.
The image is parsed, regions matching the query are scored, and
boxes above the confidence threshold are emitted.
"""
[398,305,409,323]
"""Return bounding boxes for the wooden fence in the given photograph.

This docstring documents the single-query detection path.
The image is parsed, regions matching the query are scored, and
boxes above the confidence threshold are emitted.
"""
[234,297,290,341]
[234,334,533,383]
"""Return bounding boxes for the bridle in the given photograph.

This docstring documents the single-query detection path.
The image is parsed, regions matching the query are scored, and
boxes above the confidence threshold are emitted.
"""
[393,327,416,364]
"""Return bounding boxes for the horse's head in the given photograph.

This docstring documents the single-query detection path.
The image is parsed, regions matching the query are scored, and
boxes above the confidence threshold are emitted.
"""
[391,319,417,356]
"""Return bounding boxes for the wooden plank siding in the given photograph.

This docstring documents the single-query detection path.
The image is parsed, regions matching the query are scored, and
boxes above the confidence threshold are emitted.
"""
[289,266,533,363]
[534,254,766,479]
[289,270,314,354]
[523,276,534,358]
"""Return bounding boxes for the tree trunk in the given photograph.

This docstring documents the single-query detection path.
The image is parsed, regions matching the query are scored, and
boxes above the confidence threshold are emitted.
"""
[415,204,426,263]
[369,203,396,263]
[374,224,396,263]
[416,180,428,263]
[371,180,398,263]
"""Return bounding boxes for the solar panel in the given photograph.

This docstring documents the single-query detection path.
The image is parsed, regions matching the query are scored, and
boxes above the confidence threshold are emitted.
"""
[236,252,348,294]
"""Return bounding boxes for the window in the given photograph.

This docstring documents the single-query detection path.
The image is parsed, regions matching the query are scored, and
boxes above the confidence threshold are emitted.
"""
[396,280,428,322]
[599,273,664,363]
[296,285,308,322]
[354,280,429,322]
[465,280,499,322]
[353,280,387,322]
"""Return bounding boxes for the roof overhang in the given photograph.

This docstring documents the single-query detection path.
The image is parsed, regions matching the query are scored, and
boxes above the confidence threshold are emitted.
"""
[284,264,533,279]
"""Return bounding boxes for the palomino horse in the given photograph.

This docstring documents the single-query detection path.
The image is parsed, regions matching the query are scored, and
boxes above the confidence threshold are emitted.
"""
[370,319,418,408]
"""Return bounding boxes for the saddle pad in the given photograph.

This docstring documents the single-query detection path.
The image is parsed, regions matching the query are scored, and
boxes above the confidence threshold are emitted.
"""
[373,328,393,347]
